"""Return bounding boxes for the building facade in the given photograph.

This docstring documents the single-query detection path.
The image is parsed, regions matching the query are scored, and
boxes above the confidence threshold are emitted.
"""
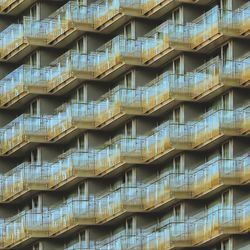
[0,0,249,249]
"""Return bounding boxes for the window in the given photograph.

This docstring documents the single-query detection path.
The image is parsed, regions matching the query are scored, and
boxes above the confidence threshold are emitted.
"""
[173,57,181,74]
[124,72,134,88]
[78,182,87,198]
[173,106,183,123]
[173,155,182,173]
[125,120,133,137]
[173,205,182,221]
[124,23,134,39]
[30,4,40,20]
[220,141,232,159]
[29,52,40,67]
[77,37,86,53]
[30,148,41,163]
[77,134,85,149]
[30,100,40,115]
[221,43,232,64]
[221,92,231,110]
[29,196,41,210]
[126,217,135,234]
[221,239,231,250]
[79,230,87,248]
[125,169,134,186]
[220,0,232,11]
[77,86,85,102]
[172,8,182,24]
[33,242,42,250]
[222,190,231,207]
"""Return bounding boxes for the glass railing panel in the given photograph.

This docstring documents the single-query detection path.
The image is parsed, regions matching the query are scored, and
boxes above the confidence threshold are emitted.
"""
[238,2,250,33]
[3,209,49,246]
[96,186,143,221]
[0,65,47,105]
[49,197,95,233]
[193,109,242,146]
[0,115,47,153]
[2,162,49,200]
[46,2,93,42]
[46,51,94,90]
[49,150,95,187]
[144,172,190,208]
[193,158,241,195]
[47,102,95,138]
[93,0,141,28]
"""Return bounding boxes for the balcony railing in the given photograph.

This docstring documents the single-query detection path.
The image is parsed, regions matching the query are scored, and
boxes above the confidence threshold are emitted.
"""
[193,208,241,245]
[97,232,142,250]
[238,2,250,34]
[93,0,142,29]
[192,109,243,148]
[46,1,94,44]
[95,137,146,175]
[0,65,47,107]
[141,21,191,63]
[48,150,95,188]
[144,122,192,160]
[144,222,192,249]
[93,35,142,77]
[193,158,242,197]
[143,73,192,112]
[190,6,241,49]
[190,58,245,99]
[0,114,47,155]
[1,162,49,202]
[49,197,95,235]
[47,102,95,140]
[46,50,94,92]
[144,172,191,209]
[0,17,47,59]
[3,209,49,247]
[96,186,143,223]
[95,87,144,126]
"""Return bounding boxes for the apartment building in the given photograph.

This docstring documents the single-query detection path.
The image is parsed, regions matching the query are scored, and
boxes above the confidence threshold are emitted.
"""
[0,0,249,249]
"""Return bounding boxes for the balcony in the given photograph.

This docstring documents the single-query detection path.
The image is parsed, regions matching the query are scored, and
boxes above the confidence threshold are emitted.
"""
[144,222,192,249]
[141,21,191,65]
[240,53,250,85]
[49,198,95,236]
[93,0,142,32]
[96,186,143,223]
[241,154,250,183]
[0,0,35,15]
[95,87,144,128]
[47,102,95,141]
[95,137,146,175]
[144,172,192,210]
[143,72,192,114]
[3,210,49,248]
[48,150,95,189]
[97,232,142,250]
[192,158,242,198]
[0,17,47,62]
[242,107,250,135]
[191,58,245,101]
[144,122,192,162]
[193,208,241,246]
[192,109,243,149]
[1,162,49,203]
[190,7,241,51]
[93,36,142,80]
[46,2,94,46]
[0,65,47,108]
[46,51,94,93]
[0,115,47,155]
[238,2,250,35]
